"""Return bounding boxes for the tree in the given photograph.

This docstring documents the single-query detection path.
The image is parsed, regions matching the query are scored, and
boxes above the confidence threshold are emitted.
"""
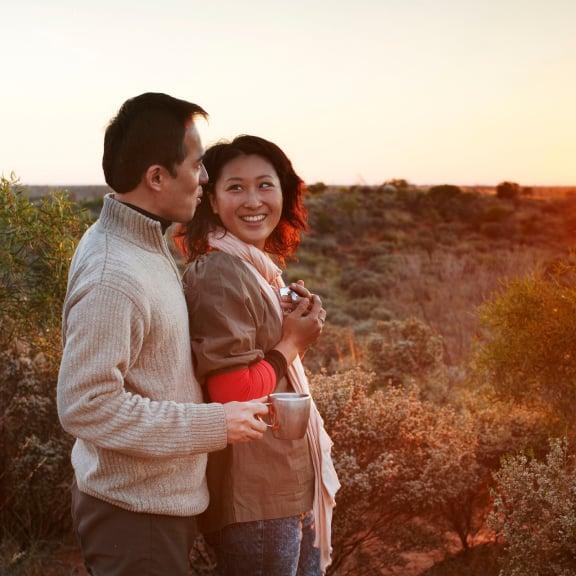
[308,181,327,194]
[384,178,410,190]
[428,184,463,202]
[495,181,521,200]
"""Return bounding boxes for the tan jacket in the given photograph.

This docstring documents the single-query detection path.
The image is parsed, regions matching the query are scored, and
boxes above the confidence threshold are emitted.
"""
[184,251,314,530]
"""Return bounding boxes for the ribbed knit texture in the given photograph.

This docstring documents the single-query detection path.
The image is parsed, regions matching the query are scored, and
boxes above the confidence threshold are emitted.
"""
[57,194,228,516]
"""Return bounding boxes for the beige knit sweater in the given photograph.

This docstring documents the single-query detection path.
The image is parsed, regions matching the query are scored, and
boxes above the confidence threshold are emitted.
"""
[57,194,227,516]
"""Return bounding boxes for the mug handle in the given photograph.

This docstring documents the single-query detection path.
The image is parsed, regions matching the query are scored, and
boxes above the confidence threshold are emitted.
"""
[256,402,276,429]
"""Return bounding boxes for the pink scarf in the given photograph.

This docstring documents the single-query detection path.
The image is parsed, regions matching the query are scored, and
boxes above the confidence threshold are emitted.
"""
[208,230,340,574]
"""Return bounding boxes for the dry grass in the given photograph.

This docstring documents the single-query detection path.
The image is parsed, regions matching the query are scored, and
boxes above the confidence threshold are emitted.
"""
[382,247,555,362]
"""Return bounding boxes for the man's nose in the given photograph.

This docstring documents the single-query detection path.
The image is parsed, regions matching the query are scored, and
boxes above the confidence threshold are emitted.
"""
[199,164,209,185]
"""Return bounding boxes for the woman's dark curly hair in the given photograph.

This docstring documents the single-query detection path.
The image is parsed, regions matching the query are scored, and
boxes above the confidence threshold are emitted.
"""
[174,135,307,266]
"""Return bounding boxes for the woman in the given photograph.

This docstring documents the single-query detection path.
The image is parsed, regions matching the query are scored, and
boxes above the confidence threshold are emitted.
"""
[176,135,339,576]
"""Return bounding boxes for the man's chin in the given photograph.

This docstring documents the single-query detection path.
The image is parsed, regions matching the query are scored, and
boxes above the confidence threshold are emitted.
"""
[179,209,197,225]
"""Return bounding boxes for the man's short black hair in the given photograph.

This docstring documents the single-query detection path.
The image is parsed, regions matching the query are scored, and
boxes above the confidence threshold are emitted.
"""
[102,93,207,193]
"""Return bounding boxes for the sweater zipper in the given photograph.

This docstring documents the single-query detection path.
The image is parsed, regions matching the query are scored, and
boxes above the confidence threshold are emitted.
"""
[160,236,184,287]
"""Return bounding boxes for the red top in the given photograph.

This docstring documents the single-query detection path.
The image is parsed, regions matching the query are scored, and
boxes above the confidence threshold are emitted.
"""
[207,360,276,403]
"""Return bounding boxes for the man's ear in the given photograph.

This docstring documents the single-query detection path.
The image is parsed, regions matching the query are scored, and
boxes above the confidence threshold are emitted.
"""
[144,165,164,192]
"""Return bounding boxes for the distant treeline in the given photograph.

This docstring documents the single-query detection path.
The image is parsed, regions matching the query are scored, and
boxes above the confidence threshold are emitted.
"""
[25,185,112,200]
[24,183,576,201]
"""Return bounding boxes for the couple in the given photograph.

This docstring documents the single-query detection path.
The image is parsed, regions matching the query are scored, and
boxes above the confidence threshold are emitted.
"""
[57,92,339,576]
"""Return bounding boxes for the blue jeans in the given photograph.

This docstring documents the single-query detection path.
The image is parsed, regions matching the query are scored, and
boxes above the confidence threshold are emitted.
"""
[213,511,321,576]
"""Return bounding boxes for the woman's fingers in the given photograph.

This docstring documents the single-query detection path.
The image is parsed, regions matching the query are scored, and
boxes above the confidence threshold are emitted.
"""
[291,297,311,317]
[289,282,312,299]
[308,295,323,317]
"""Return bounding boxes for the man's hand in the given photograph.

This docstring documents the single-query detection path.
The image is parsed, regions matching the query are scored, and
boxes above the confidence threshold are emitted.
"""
[223,400,269,444]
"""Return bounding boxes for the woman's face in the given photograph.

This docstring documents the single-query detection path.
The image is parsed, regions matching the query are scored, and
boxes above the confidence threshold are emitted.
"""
[210,154,283,250]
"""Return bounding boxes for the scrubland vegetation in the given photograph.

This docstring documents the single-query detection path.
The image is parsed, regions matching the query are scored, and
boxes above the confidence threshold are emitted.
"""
[3,176,576,574]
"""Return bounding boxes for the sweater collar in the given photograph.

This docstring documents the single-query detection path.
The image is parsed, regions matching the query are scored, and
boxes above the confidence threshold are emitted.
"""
[99,194,167,252]
[120,201,172,234]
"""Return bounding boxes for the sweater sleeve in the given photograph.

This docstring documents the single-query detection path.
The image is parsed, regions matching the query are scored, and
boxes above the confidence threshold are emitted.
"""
[57,283,228,458]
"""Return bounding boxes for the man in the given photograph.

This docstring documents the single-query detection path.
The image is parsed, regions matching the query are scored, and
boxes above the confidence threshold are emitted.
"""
[57,93,272,575]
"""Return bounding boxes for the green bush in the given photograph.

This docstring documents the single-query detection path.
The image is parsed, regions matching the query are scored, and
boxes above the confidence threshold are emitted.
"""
[0,177,90,543]
[490,439,576,576]
[307,181,327,194]
[311,368,479,575]
[343,297,393,322]
[428,184,463,202]
[496,181,521,200]
[0,344,73,543]
[0,176,90,352]
[366,318,445,391]
[340,270,388,299]
[476,267,576,427]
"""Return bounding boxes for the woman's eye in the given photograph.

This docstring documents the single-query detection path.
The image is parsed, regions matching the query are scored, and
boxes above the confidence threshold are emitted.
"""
[260,182,274,189]
[226,184,242,192]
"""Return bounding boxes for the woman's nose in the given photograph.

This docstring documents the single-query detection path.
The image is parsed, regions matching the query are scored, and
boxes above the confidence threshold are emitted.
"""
[244,188,263,208]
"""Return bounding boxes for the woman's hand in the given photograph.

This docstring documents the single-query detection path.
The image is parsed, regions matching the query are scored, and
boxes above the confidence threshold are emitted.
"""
[274,294,326,364]
[279,280,317,315]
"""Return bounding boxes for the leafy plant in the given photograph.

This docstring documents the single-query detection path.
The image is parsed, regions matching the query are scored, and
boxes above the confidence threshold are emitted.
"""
[490,438,576,576]
[311,368,478,575]
[0,175,90,352]
[0,177,90,543]
[476,266,576,427]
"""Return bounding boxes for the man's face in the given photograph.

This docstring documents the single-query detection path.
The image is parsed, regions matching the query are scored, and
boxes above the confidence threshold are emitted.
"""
[159,121,207,224]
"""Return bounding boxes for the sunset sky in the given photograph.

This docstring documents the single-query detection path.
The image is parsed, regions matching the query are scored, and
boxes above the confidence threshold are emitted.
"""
[1,0,575,186]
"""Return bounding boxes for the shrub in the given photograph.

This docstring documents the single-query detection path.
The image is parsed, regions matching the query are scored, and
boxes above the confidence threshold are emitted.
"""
[475,268,576,427]
[0,176,90,353]
[340,270,388,299]
[311,368,478,574]
[490,438,576,576]
[343,297,393,322]
[496,181,521,200]
[366,318,445,391]
[444,390,553,553]
[428,184,463,202]
[307,181,327,194]
[384,178,410,190]
[302,322,360,373]
[0,177,90,543]
[0,343,73,542]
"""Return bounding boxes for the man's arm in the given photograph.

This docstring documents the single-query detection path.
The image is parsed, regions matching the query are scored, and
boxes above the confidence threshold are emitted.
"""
[57,283,266,457]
